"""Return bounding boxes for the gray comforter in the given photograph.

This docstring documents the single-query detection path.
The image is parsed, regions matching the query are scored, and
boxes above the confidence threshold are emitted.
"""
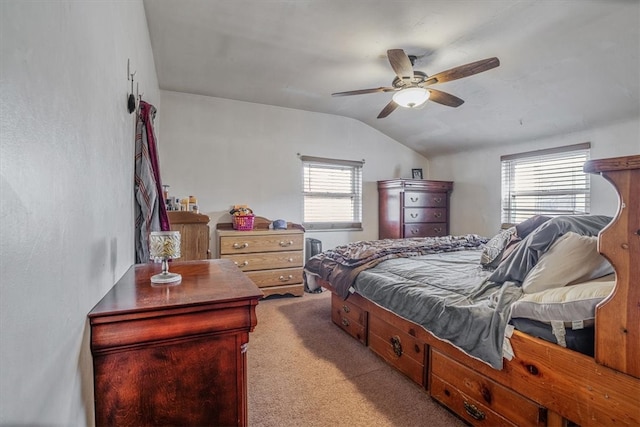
[354,251,520,369]
[304,215,612,369]
[304,234,488,298]
[489,215,612,284]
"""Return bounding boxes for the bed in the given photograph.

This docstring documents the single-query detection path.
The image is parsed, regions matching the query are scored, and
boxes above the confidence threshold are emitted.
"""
[304,154,639,426]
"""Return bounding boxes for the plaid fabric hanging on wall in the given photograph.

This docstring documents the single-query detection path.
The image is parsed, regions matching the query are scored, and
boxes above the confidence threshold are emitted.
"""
[134,101,170,263]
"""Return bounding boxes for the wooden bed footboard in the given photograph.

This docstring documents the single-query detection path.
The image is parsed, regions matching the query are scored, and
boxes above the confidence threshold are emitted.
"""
[319,155,640,426]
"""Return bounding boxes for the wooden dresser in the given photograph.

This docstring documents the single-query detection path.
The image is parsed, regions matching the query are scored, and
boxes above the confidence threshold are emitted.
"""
[167,211,211,260]
[217,217,305,297]
[88,259,263,427]
[378,179,453,239]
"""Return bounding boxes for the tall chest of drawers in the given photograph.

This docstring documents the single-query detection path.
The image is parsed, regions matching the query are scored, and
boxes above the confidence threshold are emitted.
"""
[217,218,305,297]
[378,179,453,239]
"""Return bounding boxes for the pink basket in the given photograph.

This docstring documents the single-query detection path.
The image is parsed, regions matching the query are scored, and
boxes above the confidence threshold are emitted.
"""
[233,215,255,231]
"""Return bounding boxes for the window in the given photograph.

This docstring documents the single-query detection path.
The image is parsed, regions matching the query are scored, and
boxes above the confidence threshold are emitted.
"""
[301,156,363,231]
[501,143,590,224]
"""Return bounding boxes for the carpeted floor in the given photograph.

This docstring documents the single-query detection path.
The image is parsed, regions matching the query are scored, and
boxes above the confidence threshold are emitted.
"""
[247,290,465,427]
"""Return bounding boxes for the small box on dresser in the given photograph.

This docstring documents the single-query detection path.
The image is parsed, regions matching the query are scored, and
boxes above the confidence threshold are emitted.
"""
[378,179,453,239]
[217,217,305,297]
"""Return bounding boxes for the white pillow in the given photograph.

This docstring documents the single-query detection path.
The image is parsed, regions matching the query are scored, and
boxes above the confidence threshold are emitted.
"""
[511,275,615,325]
[521,232,613,294]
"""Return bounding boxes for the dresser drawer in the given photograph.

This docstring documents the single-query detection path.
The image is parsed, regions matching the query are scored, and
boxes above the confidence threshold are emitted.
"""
[431,375,516,426]
[368,314,426,387]
[221,251,303,272]
[244,268,303,288]
[332,292,367,325]
[430,350,545,426]
[219,233,304,255]
[331,293,367,345]
[404,223,447,237]
[404,208,447,223]
[404,192,448,208]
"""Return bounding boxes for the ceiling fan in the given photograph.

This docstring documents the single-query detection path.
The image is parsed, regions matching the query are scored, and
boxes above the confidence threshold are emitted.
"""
[332,49,500,118]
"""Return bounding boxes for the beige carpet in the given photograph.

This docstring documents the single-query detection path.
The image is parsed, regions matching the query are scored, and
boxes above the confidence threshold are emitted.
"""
[247,291,464,427]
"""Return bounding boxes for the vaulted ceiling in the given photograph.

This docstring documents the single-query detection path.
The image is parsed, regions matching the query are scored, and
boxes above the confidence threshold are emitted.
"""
[143,0,639,157]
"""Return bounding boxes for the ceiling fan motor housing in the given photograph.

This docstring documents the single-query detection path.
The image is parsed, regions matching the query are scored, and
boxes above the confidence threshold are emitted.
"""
[392,71,429,89]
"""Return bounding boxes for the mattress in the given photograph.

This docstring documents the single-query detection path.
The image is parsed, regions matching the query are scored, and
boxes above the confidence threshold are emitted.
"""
[509,318,595,356]
[508,274,615,355]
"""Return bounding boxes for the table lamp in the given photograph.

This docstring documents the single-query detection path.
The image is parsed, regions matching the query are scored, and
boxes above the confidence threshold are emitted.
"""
[149,231,182,284]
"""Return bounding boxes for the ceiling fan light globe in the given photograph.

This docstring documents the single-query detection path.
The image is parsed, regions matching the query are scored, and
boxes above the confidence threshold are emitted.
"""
[392,87,430,108]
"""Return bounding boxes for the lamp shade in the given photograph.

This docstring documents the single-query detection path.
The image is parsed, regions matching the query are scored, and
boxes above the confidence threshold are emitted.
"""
[149,231,181,259]
[149,231,182,284]
[392,87,430,108]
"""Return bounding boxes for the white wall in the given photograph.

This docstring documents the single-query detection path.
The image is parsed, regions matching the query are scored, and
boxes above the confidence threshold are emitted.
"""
[158,90,429,253]
[428,118,640,237]
[0,1,159,425]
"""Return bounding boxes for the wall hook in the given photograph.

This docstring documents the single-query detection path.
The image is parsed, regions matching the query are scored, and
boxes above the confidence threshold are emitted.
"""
[136,84,145,116]
[127,59,136,114]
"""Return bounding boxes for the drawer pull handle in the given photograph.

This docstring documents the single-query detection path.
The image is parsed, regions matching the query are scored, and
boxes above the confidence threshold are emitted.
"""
[433,197,442,203]
[287,258,294,262]
[410,213,418,218]
[279,275,293,282]
[234,260,249,267]
[342,305,350,314]
[390,335,403,357]
[279,240,294,247]
[232,242,249,249]
[463,402,485,421]
[410,229,419,235]
[341,318,350,327]
[434,227,443,233]
[410,197,419,202]
[434,212,442,218]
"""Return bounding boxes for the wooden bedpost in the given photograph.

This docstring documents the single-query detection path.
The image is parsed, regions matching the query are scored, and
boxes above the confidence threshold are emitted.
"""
[584,155,640,379]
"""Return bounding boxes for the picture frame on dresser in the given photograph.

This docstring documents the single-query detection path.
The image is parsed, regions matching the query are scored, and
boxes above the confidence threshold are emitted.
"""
[411,168,423,179]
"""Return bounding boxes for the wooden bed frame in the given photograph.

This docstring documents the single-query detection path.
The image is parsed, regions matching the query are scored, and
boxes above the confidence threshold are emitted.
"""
[318,154,639,426]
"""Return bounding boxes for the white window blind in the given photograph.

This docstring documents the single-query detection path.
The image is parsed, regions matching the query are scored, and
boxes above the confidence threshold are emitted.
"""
[301,156,363,231]
[501,143,591,224]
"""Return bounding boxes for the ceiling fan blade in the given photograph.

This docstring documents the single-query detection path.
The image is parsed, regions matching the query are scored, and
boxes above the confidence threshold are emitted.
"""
[331,87,395,97]
[425,57,500,85]
[377,100,399,119]
[428,89,465,107]
[387,49,414,81]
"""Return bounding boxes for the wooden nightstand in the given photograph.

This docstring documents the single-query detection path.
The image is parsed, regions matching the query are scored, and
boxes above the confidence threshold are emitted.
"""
[88,259,263,427]
[217,217,305,297]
